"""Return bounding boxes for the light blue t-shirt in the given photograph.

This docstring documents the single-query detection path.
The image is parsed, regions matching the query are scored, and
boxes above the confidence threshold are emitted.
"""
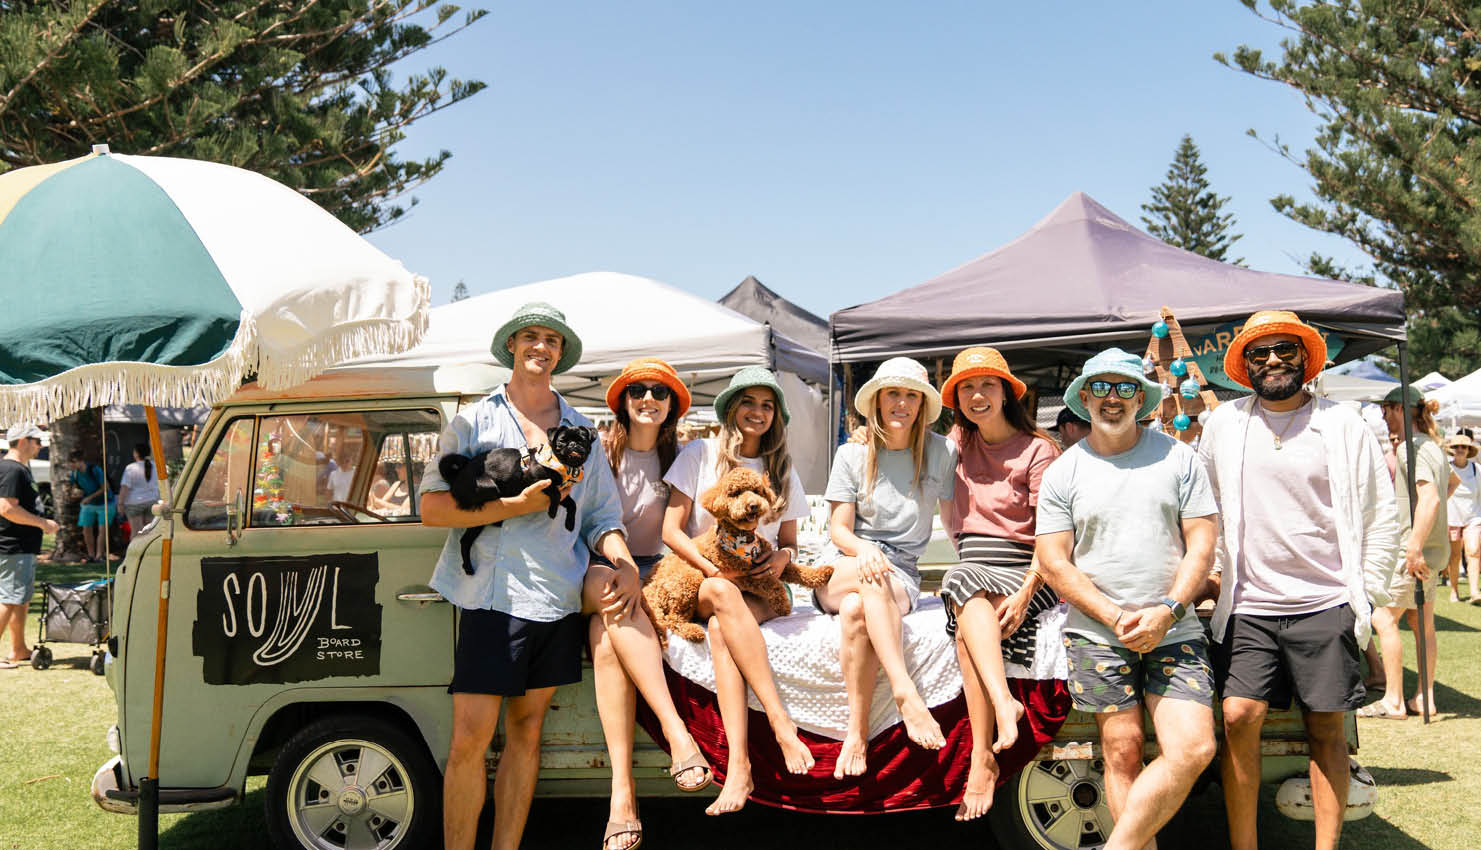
[1036,428,1216,647]
[824,432,956,565]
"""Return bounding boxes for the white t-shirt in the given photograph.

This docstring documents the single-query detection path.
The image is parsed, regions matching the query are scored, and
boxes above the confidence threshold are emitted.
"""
[664,437,809,544]
[328,466,355,501]
[119,460,160,505]
[1447,460,1480,527]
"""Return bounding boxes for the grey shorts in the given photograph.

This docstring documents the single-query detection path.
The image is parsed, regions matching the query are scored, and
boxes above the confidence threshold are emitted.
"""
[813,540,921,613]
[0,553,37,605]
[1064,634,1216,713]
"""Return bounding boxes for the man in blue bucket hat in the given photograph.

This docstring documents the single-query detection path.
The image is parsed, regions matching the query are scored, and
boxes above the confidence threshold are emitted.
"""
[1034,347,1219,850]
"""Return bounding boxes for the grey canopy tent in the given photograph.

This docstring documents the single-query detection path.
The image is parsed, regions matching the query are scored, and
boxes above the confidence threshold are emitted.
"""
[721,275,831,360]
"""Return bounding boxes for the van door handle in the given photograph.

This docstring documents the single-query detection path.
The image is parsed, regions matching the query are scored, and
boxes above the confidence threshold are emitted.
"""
[395,591,446,605]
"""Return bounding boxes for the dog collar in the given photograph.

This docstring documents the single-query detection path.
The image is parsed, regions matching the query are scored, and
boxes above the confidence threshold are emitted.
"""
[716,524,766,564]
[532,443,584,485]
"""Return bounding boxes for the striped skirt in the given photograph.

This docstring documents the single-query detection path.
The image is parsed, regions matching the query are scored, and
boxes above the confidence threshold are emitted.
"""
[941,535,1059,668]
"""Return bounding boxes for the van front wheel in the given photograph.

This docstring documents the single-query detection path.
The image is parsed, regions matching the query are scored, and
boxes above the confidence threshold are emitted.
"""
[989,758,1115,850]
[265,715,440,850]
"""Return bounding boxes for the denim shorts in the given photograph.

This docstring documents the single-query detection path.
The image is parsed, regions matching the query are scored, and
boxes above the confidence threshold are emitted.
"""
[0,553,38,605]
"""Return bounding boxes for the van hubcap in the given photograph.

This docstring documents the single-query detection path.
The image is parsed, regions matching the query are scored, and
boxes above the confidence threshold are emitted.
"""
[288,739,413,850]
[1015,758,1114,850]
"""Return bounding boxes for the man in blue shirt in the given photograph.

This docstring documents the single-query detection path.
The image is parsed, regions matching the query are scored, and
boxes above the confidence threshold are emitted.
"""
[420,302,643,850]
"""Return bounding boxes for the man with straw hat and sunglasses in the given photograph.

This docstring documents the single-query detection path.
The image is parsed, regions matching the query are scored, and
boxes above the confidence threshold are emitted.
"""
[419,302,640,850]
[1035,347,1219,850]
[1198,310,1399,850]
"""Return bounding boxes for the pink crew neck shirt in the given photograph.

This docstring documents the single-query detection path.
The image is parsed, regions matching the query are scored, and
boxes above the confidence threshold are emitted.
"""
[948,429,1061,545]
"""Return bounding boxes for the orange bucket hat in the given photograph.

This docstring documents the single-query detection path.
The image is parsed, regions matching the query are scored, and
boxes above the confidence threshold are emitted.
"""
[1222,310,1327,390]
[940,346,1027,408]
[606,357,691,417]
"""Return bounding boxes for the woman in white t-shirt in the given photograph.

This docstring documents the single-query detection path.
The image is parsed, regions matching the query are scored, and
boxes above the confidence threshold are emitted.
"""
[578,359,711,850]
[662,367,812,815]
[118,443,160,534]
[1444,432,1481,602]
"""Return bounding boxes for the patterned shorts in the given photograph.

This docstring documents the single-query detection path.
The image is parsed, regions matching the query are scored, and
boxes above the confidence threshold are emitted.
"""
[1063,634,1215,713]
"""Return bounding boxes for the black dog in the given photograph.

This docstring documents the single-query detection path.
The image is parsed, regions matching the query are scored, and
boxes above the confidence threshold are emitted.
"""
[438,425,597,574]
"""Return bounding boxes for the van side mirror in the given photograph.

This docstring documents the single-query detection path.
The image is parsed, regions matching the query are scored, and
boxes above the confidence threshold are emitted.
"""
[226,488,244,545]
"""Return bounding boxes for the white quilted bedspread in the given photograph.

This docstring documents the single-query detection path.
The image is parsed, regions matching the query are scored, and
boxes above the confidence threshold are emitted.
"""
[662,593,1069,741]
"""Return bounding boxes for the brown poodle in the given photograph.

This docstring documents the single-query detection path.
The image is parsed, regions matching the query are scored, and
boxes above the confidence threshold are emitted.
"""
[643,467,833,645]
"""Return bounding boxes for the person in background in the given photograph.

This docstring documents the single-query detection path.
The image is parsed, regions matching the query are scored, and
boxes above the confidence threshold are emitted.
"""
[68,449,116,561]
[0,425,59,668]
[369,461,410,516]
[1050,405,1090,449]
[118,443,160,537]
[1035,348,1218,850]
[1371,385,1455,717]
[1443,431,1481,602]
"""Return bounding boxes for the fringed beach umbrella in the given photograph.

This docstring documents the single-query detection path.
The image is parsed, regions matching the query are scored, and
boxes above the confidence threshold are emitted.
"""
[0,145,430,848]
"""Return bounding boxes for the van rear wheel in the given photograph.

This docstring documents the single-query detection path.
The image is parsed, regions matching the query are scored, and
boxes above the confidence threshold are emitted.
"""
[265,715,440,850]
[989,758,1115,850]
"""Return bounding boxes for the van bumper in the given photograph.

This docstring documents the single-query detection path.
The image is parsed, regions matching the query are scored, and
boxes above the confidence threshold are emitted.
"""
[91,756,237,815]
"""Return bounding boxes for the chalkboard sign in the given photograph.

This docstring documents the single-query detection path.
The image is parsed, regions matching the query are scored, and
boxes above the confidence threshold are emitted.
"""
[192,553,383,685]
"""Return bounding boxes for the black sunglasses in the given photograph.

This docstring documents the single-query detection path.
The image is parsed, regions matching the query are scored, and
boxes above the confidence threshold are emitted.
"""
[1087,381,1141,399]
[1243,341,1302,364]
[623,383,673,402]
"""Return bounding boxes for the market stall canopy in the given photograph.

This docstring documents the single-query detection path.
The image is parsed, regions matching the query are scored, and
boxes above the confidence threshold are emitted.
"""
[720,275,831,360]
[1312,372,1398,403]
[830,193,1406,387]
[1416,370,1452,391]
[1430,368,1481,427]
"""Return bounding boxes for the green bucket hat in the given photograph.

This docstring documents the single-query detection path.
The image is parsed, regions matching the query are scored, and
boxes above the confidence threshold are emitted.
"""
[1382,385,1425,406]
[491,301,583,374]
[713,366,790,424]
[1064,347,1163,422]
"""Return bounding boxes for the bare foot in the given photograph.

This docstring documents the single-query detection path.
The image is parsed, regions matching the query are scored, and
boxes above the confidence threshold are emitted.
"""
[705,772,753,815]
[954,755,1000,821]
[897,694,945,750]
[1407,695,1437,715]
[774,726,815,775]
[992,698,1025,753]
[834,734,868,779]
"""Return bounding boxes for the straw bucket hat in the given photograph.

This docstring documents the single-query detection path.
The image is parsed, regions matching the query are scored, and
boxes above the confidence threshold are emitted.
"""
[1446,432,1479,459]
[606,358,691,417]
[492,301,583,374]
[854,357,943,424]
[1223,310,1326,389]
[940,346,1027,408]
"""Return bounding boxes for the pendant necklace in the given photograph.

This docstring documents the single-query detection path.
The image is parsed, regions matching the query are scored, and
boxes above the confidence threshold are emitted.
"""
[1256,400,1301,450]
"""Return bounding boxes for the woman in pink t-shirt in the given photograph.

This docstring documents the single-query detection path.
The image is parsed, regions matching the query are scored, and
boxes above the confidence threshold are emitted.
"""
[937,347,1062,822]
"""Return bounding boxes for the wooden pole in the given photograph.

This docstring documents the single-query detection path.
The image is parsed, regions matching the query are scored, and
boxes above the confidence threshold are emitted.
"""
[139,406,173,849]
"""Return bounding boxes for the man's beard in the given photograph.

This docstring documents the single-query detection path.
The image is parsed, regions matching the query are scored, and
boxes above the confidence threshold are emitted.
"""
[1251,366,1304,401]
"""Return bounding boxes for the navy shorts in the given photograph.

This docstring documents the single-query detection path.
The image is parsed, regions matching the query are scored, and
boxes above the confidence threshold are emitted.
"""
[449,608,584,696]
[1214,604,1364,712]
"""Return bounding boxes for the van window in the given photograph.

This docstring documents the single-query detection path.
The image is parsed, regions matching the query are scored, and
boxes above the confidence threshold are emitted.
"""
[249,409,440,527]
[185,418,255,530]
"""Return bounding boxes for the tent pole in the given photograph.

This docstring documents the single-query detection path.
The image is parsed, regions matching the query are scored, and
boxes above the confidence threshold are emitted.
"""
[1397,342,1430,725]
[139,406,174,849]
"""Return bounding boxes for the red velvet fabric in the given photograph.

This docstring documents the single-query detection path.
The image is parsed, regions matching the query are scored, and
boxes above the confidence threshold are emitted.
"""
[636,666,1071,813]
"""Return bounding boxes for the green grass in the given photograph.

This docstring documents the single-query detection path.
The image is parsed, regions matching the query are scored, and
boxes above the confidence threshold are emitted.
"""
[2,584,1479,849]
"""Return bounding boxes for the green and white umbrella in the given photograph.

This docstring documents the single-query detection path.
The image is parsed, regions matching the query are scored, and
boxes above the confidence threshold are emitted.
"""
[0,145,429,422]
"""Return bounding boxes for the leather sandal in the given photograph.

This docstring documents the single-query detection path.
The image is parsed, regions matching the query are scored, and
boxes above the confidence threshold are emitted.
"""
[669,750,714,792]
[602,819,642,850]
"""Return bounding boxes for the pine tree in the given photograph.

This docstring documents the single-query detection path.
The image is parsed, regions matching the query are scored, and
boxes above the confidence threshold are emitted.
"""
[0,0,487,233]
[1221,0,1481,375]
[451,280,469,302]
[1141,135,1244,264]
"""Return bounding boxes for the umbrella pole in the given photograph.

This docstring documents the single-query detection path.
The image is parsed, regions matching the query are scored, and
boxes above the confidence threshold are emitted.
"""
[1398,343,1431,724]
[139,406,173,848]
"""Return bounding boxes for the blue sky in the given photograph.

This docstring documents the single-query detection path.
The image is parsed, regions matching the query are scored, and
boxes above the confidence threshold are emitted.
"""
[367,1,1368,318]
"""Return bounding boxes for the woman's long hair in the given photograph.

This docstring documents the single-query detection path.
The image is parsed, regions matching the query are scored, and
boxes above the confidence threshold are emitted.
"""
[716,392,793,515]
[862,391,929,504]
[1411,399,1444,443]
[949,377,1056,448]
[606,402,680,478]
[133,442,152,482]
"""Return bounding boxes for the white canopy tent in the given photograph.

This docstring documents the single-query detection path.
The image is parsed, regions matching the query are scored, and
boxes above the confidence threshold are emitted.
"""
[346,271,831,490]
[1416,371,1452,391]
[1430,368,1481,428]
[1311,372,1398,404]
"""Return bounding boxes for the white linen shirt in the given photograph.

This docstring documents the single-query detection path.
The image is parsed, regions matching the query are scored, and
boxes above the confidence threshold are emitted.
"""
[1198,395,1400,644]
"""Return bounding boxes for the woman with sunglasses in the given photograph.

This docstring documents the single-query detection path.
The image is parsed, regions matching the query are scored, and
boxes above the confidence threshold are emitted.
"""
[580,359,713,850]
[936,347,1061,822]
[663,367,813,815]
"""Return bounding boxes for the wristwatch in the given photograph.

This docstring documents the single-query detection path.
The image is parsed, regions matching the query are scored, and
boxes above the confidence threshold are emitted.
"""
[1160,597,1187,619]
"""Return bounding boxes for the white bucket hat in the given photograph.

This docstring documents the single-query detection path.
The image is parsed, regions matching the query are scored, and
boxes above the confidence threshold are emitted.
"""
[854,357,942,425]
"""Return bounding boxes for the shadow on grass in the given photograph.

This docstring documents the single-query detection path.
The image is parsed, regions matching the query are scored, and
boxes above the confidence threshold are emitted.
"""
[1365,766,1452,787]
[1174,782,1430,850]
[1398,667,1481,718]
[161,786,270,850]
[1430,613,1479,633]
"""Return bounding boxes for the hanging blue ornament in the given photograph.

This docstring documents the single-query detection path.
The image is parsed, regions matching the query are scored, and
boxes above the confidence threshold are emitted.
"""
[1173,413,1192,431]
[1152,320,1170,338]
[1170,358,1188,377]
[1180,378,1201,399]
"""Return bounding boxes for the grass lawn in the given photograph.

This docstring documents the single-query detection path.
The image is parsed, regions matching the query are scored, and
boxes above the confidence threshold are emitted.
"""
[2,562,1479,849]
